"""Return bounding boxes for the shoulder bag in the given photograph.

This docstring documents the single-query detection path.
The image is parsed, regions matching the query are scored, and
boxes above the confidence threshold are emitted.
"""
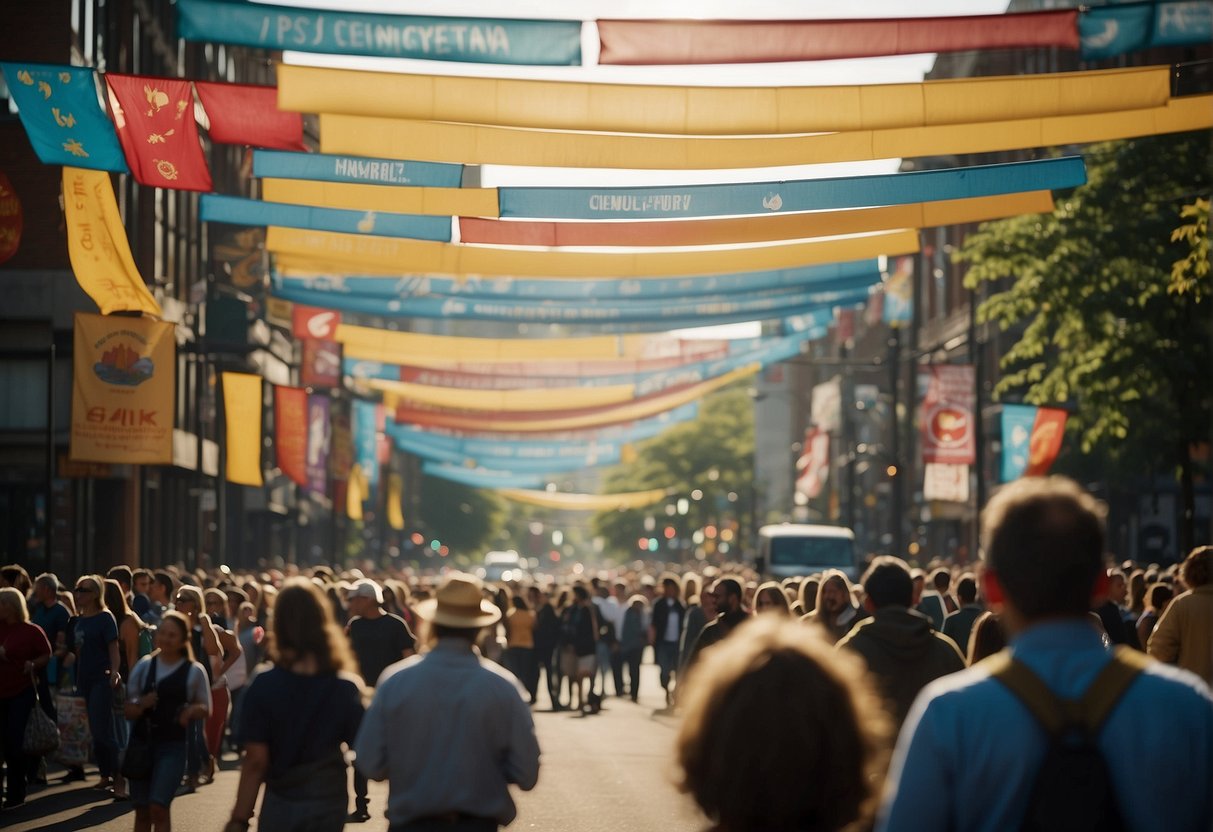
[24,671,61,756]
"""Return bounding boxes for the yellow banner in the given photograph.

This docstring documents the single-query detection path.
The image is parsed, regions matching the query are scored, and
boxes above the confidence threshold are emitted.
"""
[262,178,499,218]
[70,312,174,464]
[62,168,162,316]
[372,379,638,412]
[387,472,405,530]
[320,96,1213,169]
[283,63,1171,135]
[347,464,367,520]
[267,227,919,279]
[223,372,263,487]
[339,323,654,363]
[499,487,672,510]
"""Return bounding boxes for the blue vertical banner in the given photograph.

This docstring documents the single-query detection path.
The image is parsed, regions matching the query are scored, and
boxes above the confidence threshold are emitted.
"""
[883,256,914,325]
[1000,404,1040,483]
[353,398,382,495]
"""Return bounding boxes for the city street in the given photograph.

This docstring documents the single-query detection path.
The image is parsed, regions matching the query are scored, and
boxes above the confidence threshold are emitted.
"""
[5,663,703,832]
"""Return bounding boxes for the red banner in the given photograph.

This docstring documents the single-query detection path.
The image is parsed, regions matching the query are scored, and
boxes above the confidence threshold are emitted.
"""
[0,172,22,265]
[1026,408,1068,476]
[274,385,308,486]
[795,428,829,499]
[292,304,341,340]
[597,10,1079,65]
[106,75,212,191]
[920,365,976,466]
[301,338,342,388]
[194,81,305,151]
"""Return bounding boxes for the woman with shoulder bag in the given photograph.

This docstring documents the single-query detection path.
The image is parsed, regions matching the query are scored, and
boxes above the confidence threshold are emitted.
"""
[123,611,211,831]
[225,579,365,832]
[70,575,126,797]
[0,587,52,808]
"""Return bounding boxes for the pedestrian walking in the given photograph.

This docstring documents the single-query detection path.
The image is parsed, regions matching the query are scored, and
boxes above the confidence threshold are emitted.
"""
[1148,546,1213,686]
[0,586,52,808]
[502,594,538,704]
[70,574,127,798]
[650,575,685,707]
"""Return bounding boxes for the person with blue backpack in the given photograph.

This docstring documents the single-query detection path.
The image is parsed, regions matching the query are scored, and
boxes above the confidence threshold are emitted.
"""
[878,476,1213,832]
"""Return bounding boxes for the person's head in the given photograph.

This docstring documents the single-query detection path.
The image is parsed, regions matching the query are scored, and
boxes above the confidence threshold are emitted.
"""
[1145,582,1174,614]
[572,584,590,605]
[712,579,743,615]
[815,571,854,617]
[798,577,820,614]
[174,585,204,618]
[661,574,681,599]
[0,564,31,595]
[417,572,501,645]
[155,611,195,662]
[677,617,889,832]
[526,585,543,607]
[753,582,790,616]
[106,565,133,594]
[1180,546,1212,590]
[204,588,228,620]
[966,612,1007,665]
[956,574,978,606]
[614,581,628,601]
[33,573,60,605]
[699,584,719,619]
[1128,570,1147,611]
[860,557,914,611]
[346,579,384,618]
[225,587,249,621]
[73,574,107,612]
[1105,569,1127,605]
[930,568,951,595]
[132,569,152,597]
[103,579,133,620]
[0,586,30,624]
[152,571,175,604]
[682,572,700,604]
[511,593,530,612]
[268,578,352,673]
[981,476,1105,626]
[910,569,925,605]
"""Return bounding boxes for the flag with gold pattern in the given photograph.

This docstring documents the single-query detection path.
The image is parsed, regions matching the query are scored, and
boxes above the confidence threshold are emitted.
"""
[105,74,212,191]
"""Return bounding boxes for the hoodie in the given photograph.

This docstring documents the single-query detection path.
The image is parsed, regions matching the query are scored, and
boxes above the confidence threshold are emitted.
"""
[837,606,966,726]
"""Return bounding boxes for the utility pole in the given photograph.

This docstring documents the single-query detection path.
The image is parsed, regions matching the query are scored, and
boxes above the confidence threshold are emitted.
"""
[889,329,903,558]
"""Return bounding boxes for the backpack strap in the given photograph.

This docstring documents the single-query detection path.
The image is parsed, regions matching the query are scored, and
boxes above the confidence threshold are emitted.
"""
[1080,646,1151,734]
[983,651,1068,736]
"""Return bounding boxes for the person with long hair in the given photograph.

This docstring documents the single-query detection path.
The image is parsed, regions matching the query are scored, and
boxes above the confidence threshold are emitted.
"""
[71,574,126,797]
[225,578,364,832]
[503,593,538,704]
[753,581,791,616]
[124,611,211,831]
[0,587,52,808]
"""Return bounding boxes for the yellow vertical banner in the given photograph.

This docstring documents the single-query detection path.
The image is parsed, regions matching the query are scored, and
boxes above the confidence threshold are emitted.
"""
[347,464,367,521]
[387,473,405,530]
[223,372,263,486]
[70,312,175,464]
[62,167,162,317]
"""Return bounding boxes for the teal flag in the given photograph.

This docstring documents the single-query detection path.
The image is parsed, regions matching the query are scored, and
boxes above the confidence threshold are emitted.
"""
[1080,1,1212,60]
[201,194,452,242]
[253,150,464,188]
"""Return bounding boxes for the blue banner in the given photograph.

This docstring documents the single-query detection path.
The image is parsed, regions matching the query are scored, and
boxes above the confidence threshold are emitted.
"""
[396,436,623,473]
[499,157,1086,220]
[1081,1,1212,60]
[352,399,381,492]
[201,194,452,241]
[1000,404,1039,483]
[422,462,546,490]
[253,150,464,188]
[0,63,128,172]
[276,259,879,301]
[177,0,582,65]
[783,307,842,335]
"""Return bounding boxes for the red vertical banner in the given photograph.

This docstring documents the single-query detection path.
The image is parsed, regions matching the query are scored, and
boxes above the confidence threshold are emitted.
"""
[292,304,341,340]
[1025,407,1068,475]
[274,385,308,486]
[795,428,830,499]
[105,75,213,191]
[0,172,23,265]
[920,365,976,465]
[301,338,342,388]
[194,81,305,151]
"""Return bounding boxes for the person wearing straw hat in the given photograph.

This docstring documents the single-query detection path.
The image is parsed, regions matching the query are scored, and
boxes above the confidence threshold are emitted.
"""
[354,572,540,832]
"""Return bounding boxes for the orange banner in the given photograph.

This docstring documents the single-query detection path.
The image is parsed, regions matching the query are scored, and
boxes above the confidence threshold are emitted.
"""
[274,385,308,486]
[70,313,175,464]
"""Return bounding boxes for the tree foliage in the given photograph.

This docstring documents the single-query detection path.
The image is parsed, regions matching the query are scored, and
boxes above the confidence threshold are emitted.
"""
[592,386,754,557]
[957,133,1212,482]
[417,473,505,557]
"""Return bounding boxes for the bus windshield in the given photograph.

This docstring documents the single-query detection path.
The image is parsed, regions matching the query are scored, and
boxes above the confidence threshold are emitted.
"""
[768,536,854,569]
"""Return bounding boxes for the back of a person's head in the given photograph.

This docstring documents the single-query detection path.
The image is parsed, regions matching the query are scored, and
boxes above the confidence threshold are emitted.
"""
[956,574,978,605]
[1146,582,1174,611]
[861,557,914,609]
[269,577,351,674]
[930,568,951,593]
[967,612,1007,665]
[107,565,133,588]
[982,476,1104,621]
[1180,546,1212,589]
[676,617,889,832]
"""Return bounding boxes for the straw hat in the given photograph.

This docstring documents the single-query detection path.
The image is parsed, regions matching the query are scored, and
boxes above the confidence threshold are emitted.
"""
[416,572,501,628]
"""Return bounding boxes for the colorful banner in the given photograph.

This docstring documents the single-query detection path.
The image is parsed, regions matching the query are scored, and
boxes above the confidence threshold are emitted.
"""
[201,194,453,242]
[920,365,976,466]
[274,386,308,486]
[0,172,22,265]
[223,373,263,486]
[499,487,672,511]
[105,74,212,191]
[353,399,383,492]
[292,304,341,340]
[498,158,1084,221]
[176,0,583,65]
[283,62,1169,135]
[423,462,546,491]
[1080,1,1213,60]
[212,226,266,295]
[262,178,499,218]
[795,428,830,500]
[398,441,619,473]
[266,226,919,279]
[376,380,639,413]
[0,63,128,171]
[883,257,914,326]
[70,313,175,465]
[253,150,463,188]
[301,338,342,388]
[387,473,405,530]
[62,167,162,316]
[1001,404,1069,482]
[320,97,1208,169]
[194,81,304,151]
[306,394,331,495]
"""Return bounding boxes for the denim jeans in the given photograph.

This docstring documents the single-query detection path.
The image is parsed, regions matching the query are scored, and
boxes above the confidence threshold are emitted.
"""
[655,641,680,692]
[129,740,188,808]
[259,789,348,831]
[80,680,121,778]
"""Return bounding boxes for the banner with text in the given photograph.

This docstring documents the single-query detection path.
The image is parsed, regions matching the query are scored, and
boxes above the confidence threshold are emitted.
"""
[920,365,976,466]
[274,385,308,486]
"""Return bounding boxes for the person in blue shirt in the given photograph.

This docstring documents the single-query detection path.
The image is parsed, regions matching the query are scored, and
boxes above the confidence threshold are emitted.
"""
[878,476,1213,832]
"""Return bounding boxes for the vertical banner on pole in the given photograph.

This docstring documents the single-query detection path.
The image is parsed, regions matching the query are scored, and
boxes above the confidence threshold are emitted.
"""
[1001,404,1068,481]
[387,473,405,530]
[795,428,830,499]
[223,372,263,486]
[923,462,970,503]
[353,399,382,494]
[920,365,976,465]
[306,394,331,495]
[71,313,175,464]
[883,256,914,325]
[274,385,308,486]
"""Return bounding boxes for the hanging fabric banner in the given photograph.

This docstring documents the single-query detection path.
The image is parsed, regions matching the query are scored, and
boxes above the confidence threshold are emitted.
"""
[262,178,498,218]
[1080,1,1213,60]
[200,194,453,242]
[320,97,1209,170]
[1000,404,1069,482]
[353,399,383,492]
[345,347,730,379]
[0,172,23,265]
[266,226,918,279]
[105,74,212,191]
[194,81,304,151]
[499,487,672,511]
[274,385,308,486]
[423,463,546,491]
[920,365,976,466]
[398,439,623,474]
[292,304,341,340]
[387,473,405,530]
[408,403,701,444]
[282,62,1169,135]
[223,372,263,486]
[923,463,970,503]
[306,394,331,495]
[795,428,830,500]
[70,312,175,464]
[62,167,162,316]
[346,464,367,520]
[0,63,128,172]
[253,150,463,188]
[375,381,639,413]
[301,338,342,388]
[175,0,583,65]
[883,257,914,326]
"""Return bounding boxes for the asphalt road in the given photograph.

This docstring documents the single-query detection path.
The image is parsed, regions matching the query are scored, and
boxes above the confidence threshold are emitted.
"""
[6,660,704,832]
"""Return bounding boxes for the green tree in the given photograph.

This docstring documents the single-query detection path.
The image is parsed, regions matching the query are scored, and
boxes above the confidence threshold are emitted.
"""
[417,473,505,558]
[592,386,754,558]
[958,132,1212,551]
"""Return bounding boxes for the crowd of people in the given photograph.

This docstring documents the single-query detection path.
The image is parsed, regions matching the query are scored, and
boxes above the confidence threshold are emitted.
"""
[0,476,1211,830]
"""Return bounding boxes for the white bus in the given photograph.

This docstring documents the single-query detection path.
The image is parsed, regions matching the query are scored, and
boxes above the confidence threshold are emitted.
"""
[755,524,858,581]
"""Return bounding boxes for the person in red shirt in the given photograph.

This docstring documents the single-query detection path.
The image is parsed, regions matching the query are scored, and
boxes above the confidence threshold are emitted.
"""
[0,586,52,807]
